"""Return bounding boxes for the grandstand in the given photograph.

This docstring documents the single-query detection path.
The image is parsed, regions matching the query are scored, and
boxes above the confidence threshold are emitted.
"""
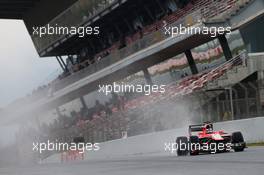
[1,0,264,162]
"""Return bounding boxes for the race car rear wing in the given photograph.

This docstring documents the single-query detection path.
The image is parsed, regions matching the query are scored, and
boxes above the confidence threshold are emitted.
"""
[189,122,213,136]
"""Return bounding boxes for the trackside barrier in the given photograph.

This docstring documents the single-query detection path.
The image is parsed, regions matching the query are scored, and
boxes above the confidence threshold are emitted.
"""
[43,117,264,163]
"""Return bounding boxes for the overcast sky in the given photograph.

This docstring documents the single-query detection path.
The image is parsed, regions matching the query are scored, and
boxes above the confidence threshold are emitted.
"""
[0,19,60,108]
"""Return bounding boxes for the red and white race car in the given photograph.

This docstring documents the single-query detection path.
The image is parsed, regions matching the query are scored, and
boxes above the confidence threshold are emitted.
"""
[176,122,246,156]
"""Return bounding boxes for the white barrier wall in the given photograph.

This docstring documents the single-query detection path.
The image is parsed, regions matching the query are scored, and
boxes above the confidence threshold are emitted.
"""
[214,117,264,143]
[85,127,185,160]
[44,117,264,162]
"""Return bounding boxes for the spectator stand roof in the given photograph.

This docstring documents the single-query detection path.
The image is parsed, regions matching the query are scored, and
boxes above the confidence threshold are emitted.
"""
[0,0,39,19]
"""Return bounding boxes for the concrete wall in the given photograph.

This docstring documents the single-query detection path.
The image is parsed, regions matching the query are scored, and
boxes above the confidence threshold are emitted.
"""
[248,52,264,72]
[44,117,264,163]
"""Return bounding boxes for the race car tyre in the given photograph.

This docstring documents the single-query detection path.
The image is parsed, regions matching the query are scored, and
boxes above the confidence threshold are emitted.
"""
[189,136,199,156]
[232,132,245,152]
[176,136,188,156]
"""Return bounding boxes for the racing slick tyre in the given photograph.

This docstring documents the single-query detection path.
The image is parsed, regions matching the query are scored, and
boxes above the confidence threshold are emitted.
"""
[232,132,245,152]
[176,136,188,156]
[189,136,199,156]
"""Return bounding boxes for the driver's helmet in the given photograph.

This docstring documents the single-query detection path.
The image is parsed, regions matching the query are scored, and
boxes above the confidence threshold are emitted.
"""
[204,122,213,132]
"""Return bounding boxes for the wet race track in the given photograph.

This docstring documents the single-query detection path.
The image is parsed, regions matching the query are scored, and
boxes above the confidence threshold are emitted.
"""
[1,147,264,175]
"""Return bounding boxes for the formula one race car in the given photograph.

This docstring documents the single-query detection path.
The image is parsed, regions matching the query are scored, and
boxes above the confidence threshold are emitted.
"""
[176,122,246,156]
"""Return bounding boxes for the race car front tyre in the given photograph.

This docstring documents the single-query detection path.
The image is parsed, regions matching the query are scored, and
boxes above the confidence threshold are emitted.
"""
[189,136,199,156]
[232,132,246,152]
[176,136,188,156]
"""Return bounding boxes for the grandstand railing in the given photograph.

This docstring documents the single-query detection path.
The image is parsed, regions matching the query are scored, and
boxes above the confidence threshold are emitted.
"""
[178,51,247,95]
[168,51,247,96]
[122,51,248,110]
[200,0,236,19]
[200,0,253,20]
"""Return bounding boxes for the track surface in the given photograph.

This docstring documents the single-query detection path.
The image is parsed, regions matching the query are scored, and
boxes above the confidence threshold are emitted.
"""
[1,147,264,175]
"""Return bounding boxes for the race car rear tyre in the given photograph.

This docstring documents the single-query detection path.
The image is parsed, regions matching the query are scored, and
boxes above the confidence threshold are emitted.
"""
[176,136,188,156]
[232,132,245,152]
[189,136,199,156]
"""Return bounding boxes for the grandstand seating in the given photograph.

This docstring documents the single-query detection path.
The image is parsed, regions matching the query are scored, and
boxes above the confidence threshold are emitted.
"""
[23,52,247,149]
[61,0,246,82]
[9,0,252,115]
[121,52,247,111]
[51,52,247,144]
[37,0,252,98]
